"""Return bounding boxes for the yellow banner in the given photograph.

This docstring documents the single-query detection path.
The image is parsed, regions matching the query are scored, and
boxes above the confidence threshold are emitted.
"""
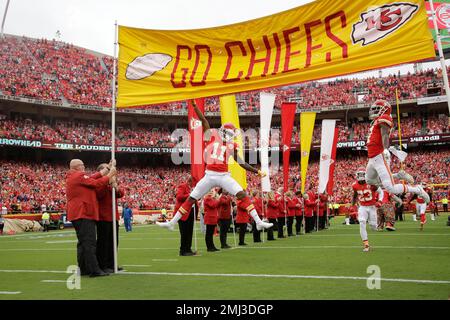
[117,0,435,107]
[219,95,247,190]
[300,112,316,193]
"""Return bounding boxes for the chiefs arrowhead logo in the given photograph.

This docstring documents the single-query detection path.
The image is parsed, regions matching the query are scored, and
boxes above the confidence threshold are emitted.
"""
[301,151,309,157]
[282,145,290,152]
[352,3,419,46]
[321,154,330,161]
[190,118,202,130]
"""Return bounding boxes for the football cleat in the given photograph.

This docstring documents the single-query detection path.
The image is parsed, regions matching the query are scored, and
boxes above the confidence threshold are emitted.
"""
[156,221,175,231]
[395,170,414,184]
[256,221,273,231]
[363,246,370,252]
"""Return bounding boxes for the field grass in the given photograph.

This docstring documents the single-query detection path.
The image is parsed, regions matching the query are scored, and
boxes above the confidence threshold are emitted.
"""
[0,215,449,300]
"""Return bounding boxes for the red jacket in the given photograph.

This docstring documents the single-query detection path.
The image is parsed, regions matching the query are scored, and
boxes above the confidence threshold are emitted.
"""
[267,199,279,219]
[236,200,250,224]
[66,170,109,221]
[252,196,263,218]
[293,196,303,216]
[286,197,298,217]
[318,194,328,217]
[275,193,286,218]
[175,182,195,222]
[218,194,232,220]
[96,185,124,221]
[304,192,317,217]
[203,195,219,225]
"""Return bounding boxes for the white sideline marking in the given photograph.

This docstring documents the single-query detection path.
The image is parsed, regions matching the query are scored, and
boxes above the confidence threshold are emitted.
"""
[0,269,449,285]
[121,271,450,285]
[0,291,21,295]
[46,240,78,244]
[0,269,66,274]
[2,245,449,252]
[152,259,178,262]
[41,280,66,283]
[235,245,450,250]
[122,264,151,267]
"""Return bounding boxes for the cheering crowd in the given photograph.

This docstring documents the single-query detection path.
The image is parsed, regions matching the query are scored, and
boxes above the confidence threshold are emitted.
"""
[1,114,448,148]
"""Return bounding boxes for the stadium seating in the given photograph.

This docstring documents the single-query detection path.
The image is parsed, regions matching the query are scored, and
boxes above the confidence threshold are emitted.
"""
[1,115,447,148]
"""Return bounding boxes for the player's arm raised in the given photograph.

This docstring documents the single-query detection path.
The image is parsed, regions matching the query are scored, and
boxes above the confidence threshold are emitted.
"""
[192,100,210,132]
[232,149,266,177]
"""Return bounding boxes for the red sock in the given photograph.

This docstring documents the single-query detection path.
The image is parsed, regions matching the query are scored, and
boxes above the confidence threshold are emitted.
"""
[179,200,193,216]
[420,214,426,224]
[237,196,255,214]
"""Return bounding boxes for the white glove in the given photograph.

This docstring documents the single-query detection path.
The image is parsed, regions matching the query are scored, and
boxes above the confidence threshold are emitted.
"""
[382,149,391,164]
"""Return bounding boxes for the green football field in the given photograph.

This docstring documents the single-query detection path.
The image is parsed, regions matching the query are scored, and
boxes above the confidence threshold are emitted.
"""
[0,215,449,300]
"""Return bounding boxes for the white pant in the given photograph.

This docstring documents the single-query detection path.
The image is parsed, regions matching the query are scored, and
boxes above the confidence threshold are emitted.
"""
[416,203,426,215]
[358,205,377,224]
[190,170,243,200]
[358,205,378,241]
[365,154,407,195]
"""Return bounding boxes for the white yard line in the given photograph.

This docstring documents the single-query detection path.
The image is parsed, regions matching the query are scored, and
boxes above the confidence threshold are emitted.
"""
[120,271,450,285]
[152,259,178,262]
[122,264,152,267]
[41,280,66,283]
[0,269,449,285]
[2,244,448,252]
[45,240,78,244]
[0,291,21,294]
[234,245,450,250]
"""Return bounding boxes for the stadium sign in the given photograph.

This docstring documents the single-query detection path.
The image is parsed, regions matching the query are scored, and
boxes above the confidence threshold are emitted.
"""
[0,138,41,148]
[417,95,448,105]
[1,135,449,153]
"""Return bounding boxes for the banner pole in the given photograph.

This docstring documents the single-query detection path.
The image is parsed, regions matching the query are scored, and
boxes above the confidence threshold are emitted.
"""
[395,88,405,171]
[193,204,198,253]
[230,203,237,248]
[429,0,450,121]
[261,191,266,243]
[0,0,10,39]
[111,20,119,274]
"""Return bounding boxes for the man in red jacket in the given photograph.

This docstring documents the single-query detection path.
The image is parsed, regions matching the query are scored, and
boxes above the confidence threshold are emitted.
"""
[218,189,232,249]
[203,189,220,252]
[318,192,328,230]
[304,191,318,233]
[66,159,116,277]
[175,177,198,256]
[96,163,124,273]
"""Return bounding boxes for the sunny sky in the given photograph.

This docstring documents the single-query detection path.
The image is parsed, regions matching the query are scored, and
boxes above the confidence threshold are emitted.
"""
[1,0,447,79]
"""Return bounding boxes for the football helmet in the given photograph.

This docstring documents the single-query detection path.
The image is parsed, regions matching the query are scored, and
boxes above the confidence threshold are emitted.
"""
[219,122,238,142]
[369,100,392,120]
[356,167,366,182]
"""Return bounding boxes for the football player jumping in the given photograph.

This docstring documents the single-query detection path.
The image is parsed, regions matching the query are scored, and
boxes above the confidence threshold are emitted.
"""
[365,100,430,203]
[156,100,273,232]
[352,168,384,252]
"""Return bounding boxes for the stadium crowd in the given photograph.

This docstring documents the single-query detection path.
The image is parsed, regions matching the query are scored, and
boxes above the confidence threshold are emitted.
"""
[1,149,448,213]
[0,36,449,112]
[1,114,447,148]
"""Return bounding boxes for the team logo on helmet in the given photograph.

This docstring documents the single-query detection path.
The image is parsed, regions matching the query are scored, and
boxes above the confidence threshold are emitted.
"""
[352,3,419,46]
